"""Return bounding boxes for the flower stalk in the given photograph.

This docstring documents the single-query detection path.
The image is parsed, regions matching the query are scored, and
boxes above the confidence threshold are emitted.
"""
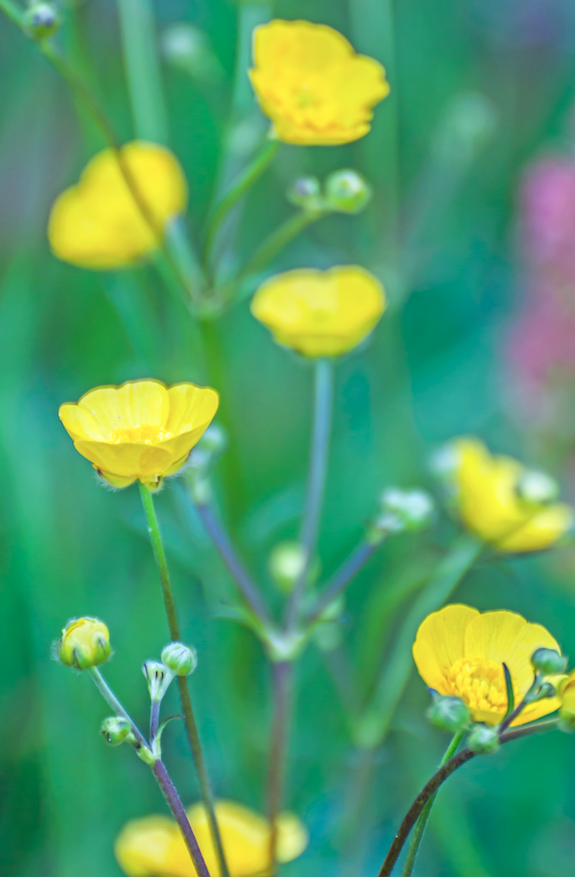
[138,483,231,877]
[267,660,293,874]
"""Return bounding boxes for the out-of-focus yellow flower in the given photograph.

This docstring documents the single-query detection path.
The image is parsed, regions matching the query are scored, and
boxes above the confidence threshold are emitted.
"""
[249,20,389,145]
[58,617,111,670]
[446,437,572,553]
[251,266,386,358]
[48,142,187,269]
[413,604,563,726]
[59,379,218,490]
[115,800,308,877]
[559,673,575,724]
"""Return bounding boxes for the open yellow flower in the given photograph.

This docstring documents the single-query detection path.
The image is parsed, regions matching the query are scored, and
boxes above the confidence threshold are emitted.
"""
[446,437,572,553]
[59,379,218,490]
[251,266,386,357]
[48,141,187,269]
[115,800,308,877]
[413,604,564,726]
[249,20,389,145]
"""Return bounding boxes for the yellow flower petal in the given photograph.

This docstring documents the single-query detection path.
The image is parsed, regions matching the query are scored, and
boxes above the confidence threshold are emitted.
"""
[496,503,573,553]
[114,815,185,877]
[59,379,218,487]
[412,604,479,693]
[250,20,389,146]
[251,266,386,358]
[48,142,187,270]
[463,610,561,708]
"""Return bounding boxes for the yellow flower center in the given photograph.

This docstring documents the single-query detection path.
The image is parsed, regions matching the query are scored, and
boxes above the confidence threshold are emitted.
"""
[446,657,516,713]
[109,425,174,445]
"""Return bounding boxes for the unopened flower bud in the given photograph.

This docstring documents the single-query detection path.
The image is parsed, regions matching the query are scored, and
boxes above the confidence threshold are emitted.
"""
[517,471,559,505]
[427,694,471,734]
[143,660,171,702]
[467,724,500,755]
[24,3,60,40]
[537,681,557,699]
[268,542,307,594]
[287,176,322,211]
[375,488,435,535]
[58,618,111,671]
[161,23,223,82]
[324,169,372,214]
[161,642,198,676]
[313,621,343,652]
[531,648,567,676]
[100,716,133,747]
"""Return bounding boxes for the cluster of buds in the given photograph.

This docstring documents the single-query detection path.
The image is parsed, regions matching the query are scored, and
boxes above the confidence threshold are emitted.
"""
[369,487,435,543]
[287,169,373,216]
[24,3,60,41]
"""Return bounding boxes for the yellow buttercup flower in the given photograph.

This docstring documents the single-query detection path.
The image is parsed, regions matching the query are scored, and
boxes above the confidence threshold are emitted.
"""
[115,800,308,877]
[413,604,563,726]
[251,266,386,358]
[446,437,572,553]
[59,379,218,490]
[48,141,187,269]
[249,20,389,145]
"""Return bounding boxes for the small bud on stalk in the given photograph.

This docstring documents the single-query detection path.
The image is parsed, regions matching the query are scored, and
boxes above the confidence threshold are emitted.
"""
[531,648,567,676]
[324,169,372,214]
[287,176,322,212]
[58,618,111,671]
[24,3,60,41]
[161,642,198,677]
[373,487,435,537]
[143,660,172,702]
[100,716,133,747]
[268,542,307,594]
[427,693,471,734]
[467,724,500,755]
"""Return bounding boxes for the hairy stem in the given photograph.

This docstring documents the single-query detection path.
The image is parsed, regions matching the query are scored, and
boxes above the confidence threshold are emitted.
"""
[152,760,212,877]
[138,484,230,877]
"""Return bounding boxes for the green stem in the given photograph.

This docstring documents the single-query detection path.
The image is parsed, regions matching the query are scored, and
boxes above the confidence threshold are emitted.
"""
[355,534,483,750]
[267,661,293,874]
[152,760,212,877]
[88,667,148,750]
[401,732,464,877]
[0,0,23,27]
[306,539,380,626]
[138,484,231,877]
[203,138,279,270]
[233,208,330,295]
[116,0,168,144]
[377,719,559,877]
[286,358,334,629]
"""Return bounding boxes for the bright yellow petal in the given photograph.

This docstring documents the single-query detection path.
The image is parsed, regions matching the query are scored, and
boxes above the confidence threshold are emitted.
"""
[412,604,480,692]
[253,20,352,73]
[77,381,170,436]
[165,384,220,435]
[114,815,187,877]
[496,503,573,552]
[276,812,309,863]
[463,610,561,700]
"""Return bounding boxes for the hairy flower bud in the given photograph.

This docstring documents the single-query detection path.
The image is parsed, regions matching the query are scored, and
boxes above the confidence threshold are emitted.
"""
[100,716,133,747]
[287,176,322,211]
[268,542,307,594]
[531,647,567,676]
[161,642,198,676]
[24,3,60,40]
[143,660,172,702]
[324,169,372,214]
[467,724,500,755]
[427,694,471,734]
[58,618,111,671]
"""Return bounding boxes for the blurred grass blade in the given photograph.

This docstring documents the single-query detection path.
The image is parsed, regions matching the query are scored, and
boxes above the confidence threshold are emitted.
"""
[117,0,168,143]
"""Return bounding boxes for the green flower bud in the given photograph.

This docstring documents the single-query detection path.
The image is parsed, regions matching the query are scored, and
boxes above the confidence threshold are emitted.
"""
[287,176,323,212]
[324,169,372,214]
[313,621,343,652]
[161,642,198,676]
[143,660,172,702]
[426,694,471,734]
[467,724,500,755]
[24,3,60,40]
[268,542,307,594]
[161,23,223,82]
[531,648,567,676]
[58,617,111,671]
[374,488,435,535]
[100,716,133,747]
[517,471,559,505]
[537,681,558,700]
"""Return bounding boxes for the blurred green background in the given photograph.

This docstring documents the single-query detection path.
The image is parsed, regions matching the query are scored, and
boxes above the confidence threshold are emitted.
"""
[3,0,575,875]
